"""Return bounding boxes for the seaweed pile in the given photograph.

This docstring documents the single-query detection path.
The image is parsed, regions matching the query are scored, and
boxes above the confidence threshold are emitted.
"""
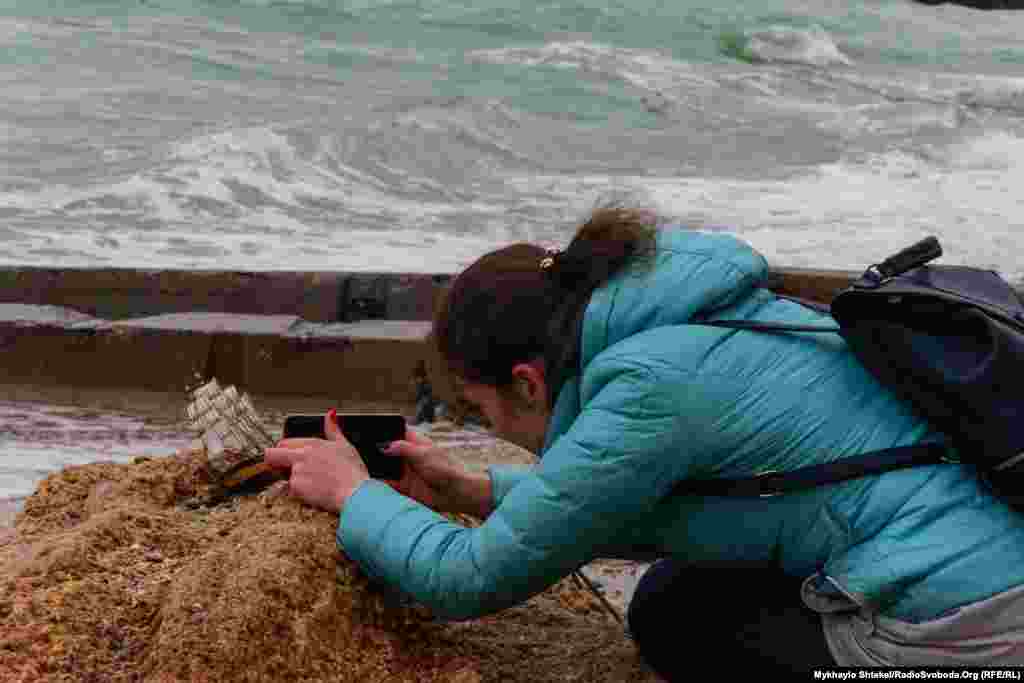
[0,444,653,682]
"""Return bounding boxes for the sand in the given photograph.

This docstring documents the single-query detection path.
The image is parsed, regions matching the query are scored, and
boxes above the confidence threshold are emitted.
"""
[0,423,660,683]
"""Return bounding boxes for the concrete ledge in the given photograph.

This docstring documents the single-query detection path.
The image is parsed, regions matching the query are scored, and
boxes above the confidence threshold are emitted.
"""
[0,265,869,330]
[0,304,440,406]
[0,266,882,410]
[11,264,1016,409]
[0,267,454,323]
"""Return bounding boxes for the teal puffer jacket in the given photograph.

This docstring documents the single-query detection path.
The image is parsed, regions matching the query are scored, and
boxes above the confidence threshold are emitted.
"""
[338,226,1024,623]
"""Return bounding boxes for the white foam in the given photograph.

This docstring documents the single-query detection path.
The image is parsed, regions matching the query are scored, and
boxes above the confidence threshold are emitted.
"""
[817,101,963,138]
[0,216,505,274]
[167,126,310,206]
[956,75,1024,114]
[110,176,189,223]
[946,131,1024,170]
[468,41,612,69]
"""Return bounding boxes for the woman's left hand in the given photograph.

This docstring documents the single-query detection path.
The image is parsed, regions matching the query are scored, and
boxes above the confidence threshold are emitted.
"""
[263,409,369,514]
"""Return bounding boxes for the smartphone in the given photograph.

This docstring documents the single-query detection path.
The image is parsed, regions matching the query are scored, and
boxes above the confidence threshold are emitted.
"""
[282,413,405,481]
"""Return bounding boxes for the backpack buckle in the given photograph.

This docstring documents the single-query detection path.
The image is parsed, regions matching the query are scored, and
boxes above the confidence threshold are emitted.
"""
[756,470,784,498]
[855,265,888,289]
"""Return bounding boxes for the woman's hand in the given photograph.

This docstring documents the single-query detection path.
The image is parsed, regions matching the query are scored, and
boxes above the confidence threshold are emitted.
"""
[380,427,493,518]
[263,409,369,515]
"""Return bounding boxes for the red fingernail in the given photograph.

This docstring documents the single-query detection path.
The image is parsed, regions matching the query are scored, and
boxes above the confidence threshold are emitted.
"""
[328,408,337,422]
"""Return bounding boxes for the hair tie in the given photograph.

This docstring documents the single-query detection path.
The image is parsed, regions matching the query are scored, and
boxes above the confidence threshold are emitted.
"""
[539,248,560,271]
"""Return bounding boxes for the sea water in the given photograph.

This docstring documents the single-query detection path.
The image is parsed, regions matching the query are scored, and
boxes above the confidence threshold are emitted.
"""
[5,0,1024,509]
[2,0,1024,279]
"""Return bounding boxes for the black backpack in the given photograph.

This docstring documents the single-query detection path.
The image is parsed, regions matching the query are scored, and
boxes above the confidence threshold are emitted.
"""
[672,237,1024,512]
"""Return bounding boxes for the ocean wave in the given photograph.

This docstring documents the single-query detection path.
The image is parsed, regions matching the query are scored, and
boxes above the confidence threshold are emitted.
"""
[500,130,1024,283]
[469,37,1024,121]
[304,42,432,70]
[466,40,714,90]
[1,114,513,254]
[390,109,541,169]
[720,25,852,68]
[466,40,718,120]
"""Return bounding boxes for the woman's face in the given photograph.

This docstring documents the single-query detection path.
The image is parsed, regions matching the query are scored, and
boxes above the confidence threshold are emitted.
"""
[456,361,551,455]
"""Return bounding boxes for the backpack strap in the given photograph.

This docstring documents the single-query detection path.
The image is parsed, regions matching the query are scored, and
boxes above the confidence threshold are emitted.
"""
[668,443,950,498]
[697,319,839,333]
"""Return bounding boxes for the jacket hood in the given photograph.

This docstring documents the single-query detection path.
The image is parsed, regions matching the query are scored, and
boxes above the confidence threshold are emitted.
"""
[540,226,770,456]
[579,226,770,370]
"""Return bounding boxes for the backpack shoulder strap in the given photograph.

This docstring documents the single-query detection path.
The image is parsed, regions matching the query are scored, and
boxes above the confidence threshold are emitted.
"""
[668,443,950,498]
[696,294,840,334]
[683,289,947,497]
[698,320,840,333]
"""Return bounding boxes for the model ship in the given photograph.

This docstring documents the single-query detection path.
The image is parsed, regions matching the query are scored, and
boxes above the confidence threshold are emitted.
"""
[184,378,286,494]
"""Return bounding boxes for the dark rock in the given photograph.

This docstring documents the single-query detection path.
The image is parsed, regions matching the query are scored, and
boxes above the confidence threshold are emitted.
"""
[915,0,1024,9]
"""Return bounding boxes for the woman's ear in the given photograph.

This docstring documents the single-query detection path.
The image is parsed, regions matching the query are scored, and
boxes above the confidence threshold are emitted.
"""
[506,359,551,416]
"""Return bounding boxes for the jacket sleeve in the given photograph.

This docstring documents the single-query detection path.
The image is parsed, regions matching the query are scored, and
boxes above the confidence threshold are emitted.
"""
[336,365,685,621]
[487,464,534,506]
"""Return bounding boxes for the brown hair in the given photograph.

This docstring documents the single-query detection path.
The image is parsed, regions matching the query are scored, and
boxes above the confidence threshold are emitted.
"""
[430,204,661,412]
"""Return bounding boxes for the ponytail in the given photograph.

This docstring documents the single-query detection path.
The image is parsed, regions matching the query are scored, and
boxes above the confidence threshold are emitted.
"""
[430,204,660,411]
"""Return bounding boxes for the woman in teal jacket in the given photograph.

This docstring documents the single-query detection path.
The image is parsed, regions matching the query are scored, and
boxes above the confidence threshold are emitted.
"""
[265,206,1024,676]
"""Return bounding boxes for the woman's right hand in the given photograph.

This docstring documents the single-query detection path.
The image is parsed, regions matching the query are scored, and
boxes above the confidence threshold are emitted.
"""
[380,427,492,517]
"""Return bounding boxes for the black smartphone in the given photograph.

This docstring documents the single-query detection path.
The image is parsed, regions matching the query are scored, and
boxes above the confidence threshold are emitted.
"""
[282,413,405,481]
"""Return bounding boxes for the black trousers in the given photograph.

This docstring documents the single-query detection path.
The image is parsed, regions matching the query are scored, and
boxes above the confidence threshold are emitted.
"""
[626,559,836,679]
